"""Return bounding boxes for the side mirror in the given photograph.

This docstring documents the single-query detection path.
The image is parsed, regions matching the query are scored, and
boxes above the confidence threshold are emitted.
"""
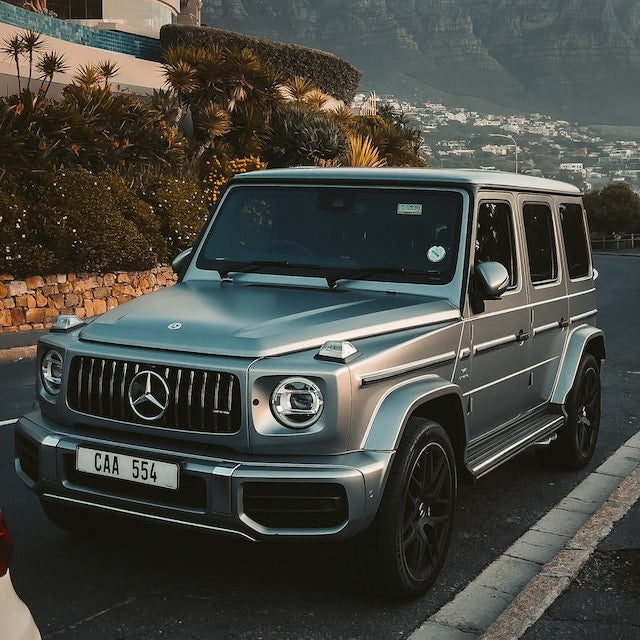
[475,261,510,298]
[471,261,510,313]
[171,247,193,278]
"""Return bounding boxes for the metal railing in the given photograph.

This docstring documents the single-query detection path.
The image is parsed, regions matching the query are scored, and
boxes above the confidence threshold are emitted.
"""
[591,234,640,252]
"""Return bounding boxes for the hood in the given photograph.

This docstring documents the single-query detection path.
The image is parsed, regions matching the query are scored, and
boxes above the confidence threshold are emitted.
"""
[78,280,460,357]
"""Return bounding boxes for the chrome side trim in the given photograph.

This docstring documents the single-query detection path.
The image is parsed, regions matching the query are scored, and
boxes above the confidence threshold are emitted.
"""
[533,321,561,336]
[571,309,597,323]
[41,493,258,542]
[474,334,518,354]
[359,351,456,386]
[463,356,558,397]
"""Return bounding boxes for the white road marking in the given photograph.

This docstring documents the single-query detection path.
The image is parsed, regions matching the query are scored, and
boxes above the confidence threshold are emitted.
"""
[0,418,18,427]
[408,431,640,640]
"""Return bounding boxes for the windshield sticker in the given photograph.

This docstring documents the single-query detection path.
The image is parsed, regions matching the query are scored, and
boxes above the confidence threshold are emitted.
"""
[397,203,423,216]
[427,245,446,263]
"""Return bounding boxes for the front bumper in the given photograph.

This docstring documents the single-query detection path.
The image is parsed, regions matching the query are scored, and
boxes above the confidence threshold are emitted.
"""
[15,411,392,541]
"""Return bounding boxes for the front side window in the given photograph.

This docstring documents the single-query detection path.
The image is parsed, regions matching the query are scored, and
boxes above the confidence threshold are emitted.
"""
[475,202,518,288]
[523,203,558,284]
[196,185,463,286]
[560,203,590,279]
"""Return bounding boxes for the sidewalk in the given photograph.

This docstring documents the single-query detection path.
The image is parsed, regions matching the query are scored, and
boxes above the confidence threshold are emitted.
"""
[0,329,44,362]
[522,495,640,639]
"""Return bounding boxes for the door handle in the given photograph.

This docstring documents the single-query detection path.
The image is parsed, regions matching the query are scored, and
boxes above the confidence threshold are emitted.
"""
[559,317,570,329]
[516,329,530,342]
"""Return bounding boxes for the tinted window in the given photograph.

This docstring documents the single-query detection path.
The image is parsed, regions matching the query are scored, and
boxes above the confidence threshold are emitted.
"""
[560,203,590,279]
[476,202,518,288]
[523,203,558,284]
[197,186,463,285]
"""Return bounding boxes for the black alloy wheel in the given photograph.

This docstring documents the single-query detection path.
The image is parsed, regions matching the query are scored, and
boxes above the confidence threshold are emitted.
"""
[353,417,456,599]
[538,353,601,470]
[400,437,455,584]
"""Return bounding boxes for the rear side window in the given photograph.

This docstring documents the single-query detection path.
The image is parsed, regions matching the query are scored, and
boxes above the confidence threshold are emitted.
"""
[476,202,518,288]
[560,203,590,279]
[523,203,558,284]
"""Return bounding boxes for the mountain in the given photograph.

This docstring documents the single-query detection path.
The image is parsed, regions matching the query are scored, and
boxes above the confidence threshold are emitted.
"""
[200,0,640,125]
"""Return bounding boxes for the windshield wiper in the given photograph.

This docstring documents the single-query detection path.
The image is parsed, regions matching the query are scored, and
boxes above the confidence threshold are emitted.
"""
[327,267,443,288]
[215,260,323,279]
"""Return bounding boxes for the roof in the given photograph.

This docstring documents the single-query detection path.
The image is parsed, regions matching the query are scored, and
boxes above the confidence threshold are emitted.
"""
[231,167,583,196]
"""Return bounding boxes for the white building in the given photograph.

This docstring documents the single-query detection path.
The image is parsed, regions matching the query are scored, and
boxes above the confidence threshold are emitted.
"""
[49,0,182,38]
[0,0,200,94]
[559,163,586,177]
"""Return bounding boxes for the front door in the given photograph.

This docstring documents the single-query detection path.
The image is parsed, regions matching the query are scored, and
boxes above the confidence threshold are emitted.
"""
[460,195,532,445]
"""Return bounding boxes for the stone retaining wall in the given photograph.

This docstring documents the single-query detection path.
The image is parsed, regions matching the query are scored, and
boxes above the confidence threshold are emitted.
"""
[0,266,177,332]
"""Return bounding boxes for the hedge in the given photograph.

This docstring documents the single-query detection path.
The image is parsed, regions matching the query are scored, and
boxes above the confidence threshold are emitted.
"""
[160,24,361,104]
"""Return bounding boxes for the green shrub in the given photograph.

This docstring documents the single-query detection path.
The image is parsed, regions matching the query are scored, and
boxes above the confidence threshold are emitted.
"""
[99,172,168,259]
[0,188,54,277]
[138,176,210,258]
[161,25,361,104]
[29,167,160,273]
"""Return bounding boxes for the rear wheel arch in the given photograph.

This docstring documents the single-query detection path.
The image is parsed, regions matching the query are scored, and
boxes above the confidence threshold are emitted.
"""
[552,326,605,406]
[584,334,605,365]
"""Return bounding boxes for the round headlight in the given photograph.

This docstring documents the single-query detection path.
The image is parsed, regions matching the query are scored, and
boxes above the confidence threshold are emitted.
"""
[270,377,324,429]
[41,350,64,395]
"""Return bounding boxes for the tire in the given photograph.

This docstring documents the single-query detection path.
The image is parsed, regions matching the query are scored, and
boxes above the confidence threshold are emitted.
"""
[352,417,457,599]
[538,353,601,470]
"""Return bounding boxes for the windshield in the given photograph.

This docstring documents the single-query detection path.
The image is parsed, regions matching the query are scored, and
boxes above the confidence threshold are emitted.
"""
[196,185,463,285]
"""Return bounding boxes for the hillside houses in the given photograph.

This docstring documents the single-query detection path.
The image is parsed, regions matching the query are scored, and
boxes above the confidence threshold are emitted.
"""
[351,93,640,191]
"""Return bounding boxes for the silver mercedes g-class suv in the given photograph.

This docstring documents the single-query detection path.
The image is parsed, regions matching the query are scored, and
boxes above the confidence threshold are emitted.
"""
[16,168,604,598]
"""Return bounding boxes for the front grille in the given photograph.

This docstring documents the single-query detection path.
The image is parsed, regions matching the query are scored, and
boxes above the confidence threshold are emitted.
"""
[243,482,348,529]
[15,431,40,483]
[67,357,241,434]
[64,455,207,511]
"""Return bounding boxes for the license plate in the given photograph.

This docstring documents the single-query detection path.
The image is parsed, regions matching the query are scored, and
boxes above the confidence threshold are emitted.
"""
[76,447,179,490]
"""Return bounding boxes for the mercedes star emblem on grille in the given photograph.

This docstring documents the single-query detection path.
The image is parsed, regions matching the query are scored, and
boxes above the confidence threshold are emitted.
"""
[128,371,170,421]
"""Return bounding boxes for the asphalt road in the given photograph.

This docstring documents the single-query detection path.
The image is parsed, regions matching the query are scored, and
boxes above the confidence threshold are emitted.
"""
[0,254,638,639]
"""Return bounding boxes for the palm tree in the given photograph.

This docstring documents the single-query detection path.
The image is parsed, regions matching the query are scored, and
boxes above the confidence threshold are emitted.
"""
[279,76,315,105]
[1,35,25,93]
[194,101,231,160]
[20,30,45,91]
[35,51,68,100]
[72,64,103,89]
[97,60,120,88]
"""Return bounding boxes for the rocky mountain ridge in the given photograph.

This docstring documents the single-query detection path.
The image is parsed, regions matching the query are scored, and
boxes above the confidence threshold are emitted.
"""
[201,0,640,124]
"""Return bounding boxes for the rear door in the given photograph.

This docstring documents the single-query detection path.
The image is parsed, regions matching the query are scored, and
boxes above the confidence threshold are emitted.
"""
[519,196,569,408]
[558,199,597,328]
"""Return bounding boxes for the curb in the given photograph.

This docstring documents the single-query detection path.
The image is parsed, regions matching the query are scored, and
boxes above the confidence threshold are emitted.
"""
[409,431,640,640]
[0,345,37,363]
[481,456,640,639]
